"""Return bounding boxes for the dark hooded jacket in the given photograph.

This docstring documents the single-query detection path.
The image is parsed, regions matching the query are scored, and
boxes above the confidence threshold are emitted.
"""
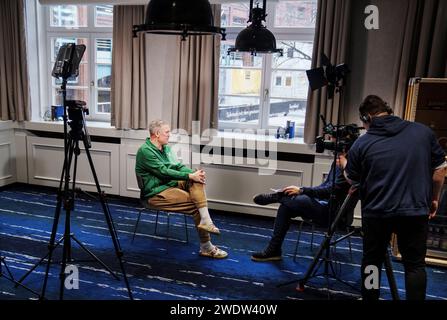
[346,115,445,218]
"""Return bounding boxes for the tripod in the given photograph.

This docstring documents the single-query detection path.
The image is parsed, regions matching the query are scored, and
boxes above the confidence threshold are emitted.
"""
[16,46,133,299]
[1,253,40,297]
[278,187,400,300]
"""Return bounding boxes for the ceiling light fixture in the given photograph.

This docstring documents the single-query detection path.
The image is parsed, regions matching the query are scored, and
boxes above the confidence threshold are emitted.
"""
[133,0,226,40]
[228,0,283,56]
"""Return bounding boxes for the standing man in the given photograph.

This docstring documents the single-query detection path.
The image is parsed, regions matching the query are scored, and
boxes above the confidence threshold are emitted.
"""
[135,120,228,259]
[342,95,446,300]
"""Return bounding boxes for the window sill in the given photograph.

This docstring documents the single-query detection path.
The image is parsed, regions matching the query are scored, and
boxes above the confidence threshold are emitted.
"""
[10,120,326,156]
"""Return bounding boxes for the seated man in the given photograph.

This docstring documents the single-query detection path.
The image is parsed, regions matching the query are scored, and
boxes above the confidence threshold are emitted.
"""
[251,159,350,261]
[135,120,228,259]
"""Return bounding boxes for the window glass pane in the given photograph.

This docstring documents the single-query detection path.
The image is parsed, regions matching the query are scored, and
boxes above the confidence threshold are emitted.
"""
[97,90,111,114]
[53,88,89,105]
[96,39,112,64]
[274,0,318,28]
[95,5,113,27]
[219,68,262,96]
[50,5,87,28]
[268,71,308,131]
[220,42,262,68]
[272,41,313,70]
[219,40,263,126]
[218,96,261,124]
[269,40,312,132]
[268,98,306,135]
[97,65,111,88]
[221,3,250,27]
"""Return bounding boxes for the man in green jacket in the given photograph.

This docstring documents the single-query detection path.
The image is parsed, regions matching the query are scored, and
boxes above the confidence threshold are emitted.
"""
[135,120,228,259]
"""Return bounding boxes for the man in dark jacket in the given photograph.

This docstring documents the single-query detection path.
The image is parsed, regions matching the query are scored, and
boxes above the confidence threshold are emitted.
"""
[251,160,351,262]
[343,95,446,300]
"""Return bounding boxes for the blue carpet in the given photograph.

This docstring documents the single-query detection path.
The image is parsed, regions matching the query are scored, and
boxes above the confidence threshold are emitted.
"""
[0,184,446,300]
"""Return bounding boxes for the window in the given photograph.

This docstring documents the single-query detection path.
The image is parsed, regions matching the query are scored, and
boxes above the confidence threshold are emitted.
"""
[45,5,113,121]
[218,0,317,136]
[275,77,282,86]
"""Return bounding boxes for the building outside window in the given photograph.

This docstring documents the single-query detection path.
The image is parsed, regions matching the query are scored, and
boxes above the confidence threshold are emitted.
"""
[46,4,113,121]
[218,0,317,136]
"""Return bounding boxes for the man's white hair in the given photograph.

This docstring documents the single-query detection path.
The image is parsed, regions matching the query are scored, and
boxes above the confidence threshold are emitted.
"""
[149,120,169,136]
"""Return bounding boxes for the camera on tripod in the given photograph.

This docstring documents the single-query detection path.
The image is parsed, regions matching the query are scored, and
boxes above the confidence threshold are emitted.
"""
[315,115,363,153]
[66,100,91,149]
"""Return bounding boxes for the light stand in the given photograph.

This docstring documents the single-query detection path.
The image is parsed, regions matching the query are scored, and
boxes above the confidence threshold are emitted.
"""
[15,44,133,300]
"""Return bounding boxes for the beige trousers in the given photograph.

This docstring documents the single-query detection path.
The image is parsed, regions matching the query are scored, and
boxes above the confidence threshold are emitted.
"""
[148,181,210,243]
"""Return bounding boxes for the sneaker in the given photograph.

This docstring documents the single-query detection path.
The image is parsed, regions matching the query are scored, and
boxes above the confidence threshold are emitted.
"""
[251,249,282,262]
[199,246,228,259]
[253,192,283,205]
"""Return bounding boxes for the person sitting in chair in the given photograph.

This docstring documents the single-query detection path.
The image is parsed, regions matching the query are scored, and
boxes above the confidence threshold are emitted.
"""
[135,120,228,259]
[251,157,350,262]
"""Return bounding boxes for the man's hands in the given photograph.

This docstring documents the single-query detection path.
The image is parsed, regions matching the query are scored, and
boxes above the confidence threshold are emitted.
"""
[189,169,206,184]
[283,185,303,196]
[336,152,347,170]
[429,200,438,219]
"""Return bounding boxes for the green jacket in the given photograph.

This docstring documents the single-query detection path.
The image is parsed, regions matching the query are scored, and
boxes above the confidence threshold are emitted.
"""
[135,138,193,199]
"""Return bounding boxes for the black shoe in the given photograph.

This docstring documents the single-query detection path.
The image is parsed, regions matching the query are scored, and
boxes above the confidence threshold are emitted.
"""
[253,192,283,205]
[251,249,282,262]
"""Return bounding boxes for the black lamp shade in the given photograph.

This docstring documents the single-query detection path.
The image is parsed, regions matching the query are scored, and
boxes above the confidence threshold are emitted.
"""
[146,0,212,26]
[232,25,279,54]
[228,5,283,55]
[133,0,226,40]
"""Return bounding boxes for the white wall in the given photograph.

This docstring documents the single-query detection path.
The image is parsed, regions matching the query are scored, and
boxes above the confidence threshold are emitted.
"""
[0,124,17,187]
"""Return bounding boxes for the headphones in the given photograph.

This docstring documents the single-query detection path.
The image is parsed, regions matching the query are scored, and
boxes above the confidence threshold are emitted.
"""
[359,102,393,123]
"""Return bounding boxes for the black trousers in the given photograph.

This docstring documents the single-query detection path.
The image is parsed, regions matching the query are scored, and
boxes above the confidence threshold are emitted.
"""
[267,195,329,252]
[361,215,429,300]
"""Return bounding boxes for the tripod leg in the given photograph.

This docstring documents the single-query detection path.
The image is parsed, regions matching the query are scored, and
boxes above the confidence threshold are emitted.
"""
[83,138,133,300]
[1,257,41,297]
[57,137,78,300]
[16,236,64,285]
[278,233,332,288]
[41,136,76,299]
[384,249,400,300]
[70,236,119,280]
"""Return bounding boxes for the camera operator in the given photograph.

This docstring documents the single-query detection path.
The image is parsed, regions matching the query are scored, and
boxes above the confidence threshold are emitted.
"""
[251,135,351,262]
[341,95,447,300]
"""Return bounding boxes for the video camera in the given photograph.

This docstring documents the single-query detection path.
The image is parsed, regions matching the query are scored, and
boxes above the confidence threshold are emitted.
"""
[315,115,363,153]
[66,100,91,148]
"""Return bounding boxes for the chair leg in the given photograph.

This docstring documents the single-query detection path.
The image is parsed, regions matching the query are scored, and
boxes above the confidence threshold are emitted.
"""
[132,208,145,243]
[294,221,304,262]
[310,224,315,251]
[154,210,160,235]
[347,227,353,261]
[184,214,189,243]
[167,212,170,242]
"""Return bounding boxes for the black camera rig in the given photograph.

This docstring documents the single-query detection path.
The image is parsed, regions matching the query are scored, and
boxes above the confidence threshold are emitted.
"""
[315,115,363,153]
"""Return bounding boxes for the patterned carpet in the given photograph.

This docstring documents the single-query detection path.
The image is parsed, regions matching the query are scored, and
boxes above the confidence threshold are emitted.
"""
[1,184,446,300]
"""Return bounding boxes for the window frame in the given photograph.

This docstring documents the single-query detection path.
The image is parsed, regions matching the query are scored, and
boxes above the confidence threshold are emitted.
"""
[44,4,113,122]
[218,1,316,134]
